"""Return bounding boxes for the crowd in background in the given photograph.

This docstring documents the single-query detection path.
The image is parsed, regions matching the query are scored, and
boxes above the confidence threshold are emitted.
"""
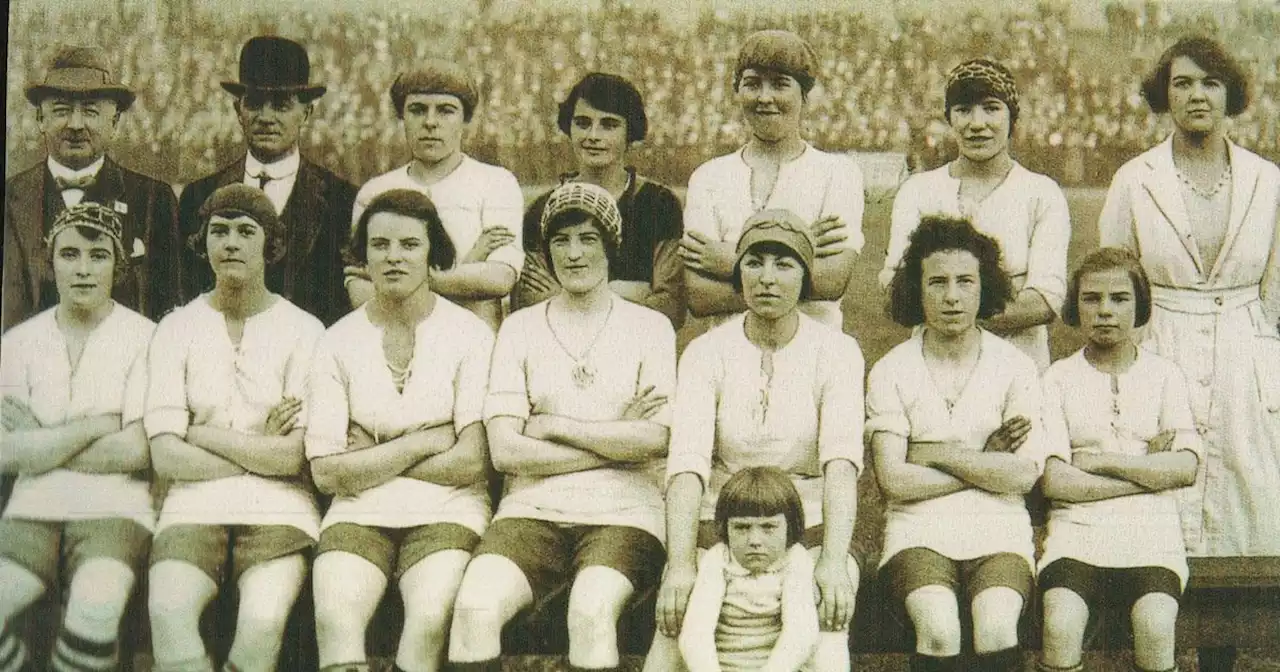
[6,2,1280,188]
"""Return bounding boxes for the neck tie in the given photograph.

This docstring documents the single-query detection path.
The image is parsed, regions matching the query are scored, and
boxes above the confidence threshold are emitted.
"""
[55,174,95,191]
[252,172,272,190]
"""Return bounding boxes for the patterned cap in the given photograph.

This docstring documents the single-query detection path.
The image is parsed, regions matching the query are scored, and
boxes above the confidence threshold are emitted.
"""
[46,202,127,262]
[540,181,622,249]
[944,59,1020,123]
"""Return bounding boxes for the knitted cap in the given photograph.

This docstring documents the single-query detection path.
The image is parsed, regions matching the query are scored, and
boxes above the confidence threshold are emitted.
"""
[390,59,479,120]
[45,202,127,262]
[734,30,819,94]
[540,181,622,249]
[944,59,1020,124]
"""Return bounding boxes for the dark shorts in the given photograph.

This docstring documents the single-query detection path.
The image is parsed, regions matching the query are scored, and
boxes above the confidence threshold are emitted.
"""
[1039,558,1182,610]
[0,518,150,588]
[883,547,1034,610]
[317,522,479,581]
[697,519,827,551]
[472,518,665,602]
[150,524,313,585]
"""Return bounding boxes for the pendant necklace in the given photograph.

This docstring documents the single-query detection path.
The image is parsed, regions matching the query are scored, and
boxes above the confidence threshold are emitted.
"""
[546,299,614,389]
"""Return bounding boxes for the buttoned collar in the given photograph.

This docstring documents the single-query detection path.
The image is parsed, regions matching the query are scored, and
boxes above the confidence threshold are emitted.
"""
[245,149,300,181]
[47,155,105,182]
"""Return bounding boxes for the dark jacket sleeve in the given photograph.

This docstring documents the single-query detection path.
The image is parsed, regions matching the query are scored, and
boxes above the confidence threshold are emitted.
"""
[320,173,358,326]
[644,185,687,329]
[176,179,212,304]
[3,190,32,334]
[143,179,182,320]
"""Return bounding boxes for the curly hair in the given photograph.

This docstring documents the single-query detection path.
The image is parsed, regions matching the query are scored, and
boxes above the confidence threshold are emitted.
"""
[714,466,805,548]
[887,214,1013,327]
[1062,247,1152,329]
[347,189,456,270]
[1141,36,1250,117]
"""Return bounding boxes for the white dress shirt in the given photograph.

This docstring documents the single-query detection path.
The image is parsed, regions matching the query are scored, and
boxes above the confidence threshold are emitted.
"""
[243,150,300,215]
[47,156,106,207]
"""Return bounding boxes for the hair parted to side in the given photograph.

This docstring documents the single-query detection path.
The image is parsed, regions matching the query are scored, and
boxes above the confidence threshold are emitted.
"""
[347,189,456,270]
[557,72,648,143]
[1141,36,1250,117]
[887,214,1013,327]
[1062,247,1153,328]
[715,466,805,548]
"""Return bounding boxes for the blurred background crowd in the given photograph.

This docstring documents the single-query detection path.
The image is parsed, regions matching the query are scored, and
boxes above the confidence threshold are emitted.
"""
[6,0,1280,189]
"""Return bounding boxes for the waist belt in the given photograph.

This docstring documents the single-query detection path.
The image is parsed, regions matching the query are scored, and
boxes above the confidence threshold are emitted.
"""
[1150,284,1259,315]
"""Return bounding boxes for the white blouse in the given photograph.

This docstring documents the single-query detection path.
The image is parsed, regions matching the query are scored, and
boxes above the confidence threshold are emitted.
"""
[306,300,494,533]
[145,295,324,537]
[484,295,676,541]
[865,330,1047,567]
[1,305,155,530]
[666,313,865,528]
[1040,350,1204,586]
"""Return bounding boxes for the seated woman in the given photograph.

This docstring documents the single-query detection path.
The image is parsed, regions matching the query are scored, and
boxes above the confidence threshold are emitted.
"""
[448,182,676,672]
[650,210,864,672]
[346,59,524,332]
[145,185,325,672]
[307,189,494,672]
[867,215,1046,672]
[680,30,864,334]
[513,72,685,327]
[0,204,156,672]
[1038,248,1201,672]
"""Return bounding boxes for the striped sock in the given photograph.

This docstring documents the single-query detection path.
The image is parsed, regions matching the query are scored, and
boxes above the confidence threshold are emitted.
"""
[0,624,28,672]
[49,624,117,672]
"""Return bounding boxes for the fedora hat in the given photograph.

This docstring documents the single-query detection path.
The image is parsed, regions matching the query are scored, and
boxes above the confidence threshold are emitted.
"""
[221,36,326,102]
[25,45,136,110]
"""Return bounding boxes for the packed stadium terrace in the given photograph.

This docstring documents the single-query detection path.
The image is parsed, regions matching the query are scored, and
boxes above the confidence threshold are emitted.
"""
[6,3,1280,188]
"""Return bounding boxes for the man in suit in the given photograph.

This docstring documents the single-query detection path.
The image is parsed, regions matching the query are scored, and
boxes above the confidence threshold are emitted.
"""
[4,45,181,332]
[177,36,357,326]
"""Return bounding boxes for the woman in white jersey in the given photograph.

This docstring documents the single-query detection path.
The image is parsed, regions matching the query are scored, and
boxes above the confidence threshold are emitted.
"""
[651,210,865,672]
[680,29,865,334]
[448,182,676,672]
[0,204,155,672]
[345,59,524,332]
[145,185,324,672]
[308,189,494,672]
[880,59,1070,371]
[1038,248,1201,672]
[868,215,1046,672]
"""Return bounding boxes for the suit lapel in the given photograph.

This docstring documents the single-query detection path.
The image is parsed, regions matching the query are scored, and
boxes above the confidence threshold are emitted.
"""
[280,160,325,259]
[1208,140,1261,284]
[1139,138,1204,277]
[84,158,125,206]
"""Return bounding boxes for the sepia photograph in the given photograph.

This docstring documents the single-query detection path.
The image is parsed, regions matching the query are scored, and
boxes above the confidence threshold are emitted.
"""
[3,0,1279,670]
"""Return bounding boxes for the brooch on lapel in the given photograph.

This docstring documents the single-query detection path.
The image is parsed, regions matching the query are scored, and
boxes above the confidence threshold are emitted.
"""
[113,200,129,214]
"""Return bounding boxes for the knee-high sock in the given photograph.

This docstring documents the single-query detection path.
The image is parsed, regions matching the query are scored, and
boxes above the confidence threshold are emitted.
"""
[910,653,961,672]
[974,647,1022,672]
[0,624,28,672]
[50,622,118,672]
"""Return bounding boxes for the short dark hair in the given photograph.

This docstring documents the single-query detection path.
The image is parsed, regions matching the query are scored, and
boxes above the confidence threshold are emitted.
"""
[46,224,130,286]
[540,209,619,281]
[188,203,288,266]
[1141,36,1250,117]
[887,215,1013,327]
[715,466,805,548]
[730,240,814,301]
[1062,247,1152,329]
[348,189,456,270]
[557,73,647,143]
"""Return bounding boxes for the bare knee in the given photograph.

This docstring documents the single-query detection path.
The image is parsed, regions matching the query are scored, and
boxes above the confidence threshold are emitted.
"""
[566,591,623,643]
[905,587,962,656]
[971,587,1023,653]
[1041,589,1088,665]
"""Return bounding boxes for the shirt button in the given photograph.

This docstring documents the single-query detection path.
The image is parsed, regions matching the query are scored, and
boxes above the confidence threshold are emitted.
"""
[1214,296,1224,306]
[1198,326,1211,336]
[1199,377,1213,387]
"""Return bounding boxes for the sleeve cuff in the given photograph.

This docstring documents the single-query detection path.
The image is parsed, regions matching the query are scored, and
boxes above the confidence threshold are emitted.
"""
[483,392,531,422]
[305,435,345,460]
[864,414,910,442]
[144,408,189,440]
[666,452,710,486]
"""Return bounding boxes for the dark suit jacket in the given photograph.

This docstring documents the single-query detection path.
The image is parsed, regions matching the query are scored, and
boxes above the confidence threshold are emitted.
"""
[3,158,181,332]
[176,156,358,326]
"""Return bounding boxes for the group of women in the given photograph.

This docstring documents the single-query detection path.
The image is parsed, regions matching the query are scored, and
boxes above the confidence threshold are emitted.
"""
[0,25,1277,672]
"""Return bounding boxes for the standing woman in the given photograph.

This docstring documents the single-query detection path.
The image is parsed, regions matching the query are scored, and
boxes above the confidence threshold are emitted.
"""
[514,72,685,328]
[1038,249,1202,672]
[1097,36,1280,672]
[448,182,676,672]
[680,30,865,333]
[346,59,525,333]
[307,189,494,672]
[651,210,865,672]
[868,216,1046,672]
[880,59,1070,371]
[145,185,324,672]
[0,204,155,672]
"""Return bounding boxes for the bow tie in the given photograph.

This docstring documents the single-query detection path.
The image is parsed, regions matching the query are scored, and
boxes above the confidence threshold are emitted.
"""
[55,174,95,191]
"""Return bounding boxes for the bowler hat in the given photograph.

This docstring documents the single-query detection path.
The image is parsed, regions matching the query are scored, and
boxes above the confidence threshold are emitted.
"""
[221,36,326,102]
[25,45,136,110]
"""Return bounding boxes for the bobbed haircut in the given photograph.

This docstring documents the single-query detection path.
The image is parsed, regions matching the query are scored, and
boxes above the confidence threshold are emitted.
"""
[1062,247,1153,329]
[540,209,619,282]
[347,189,456,270]
[1141,36,1250,117]
[730,240,814,301]
[557,72,648,143]
[715,466,805,548]
[887,214,1013,327]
